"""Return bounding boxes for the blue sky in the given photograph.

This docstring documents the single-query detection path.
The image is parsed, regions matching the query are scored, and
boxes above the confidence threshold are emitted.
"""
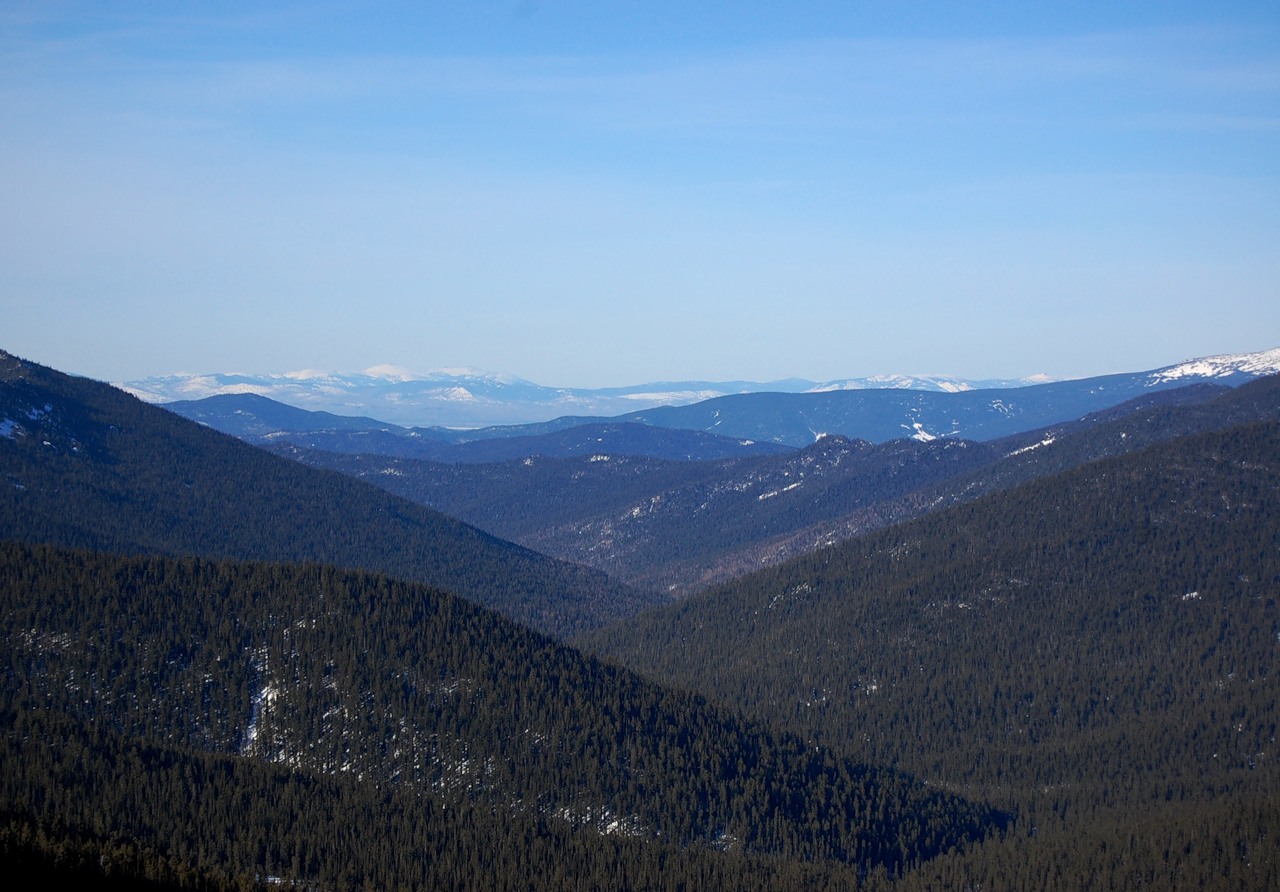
[3,1,1278,386]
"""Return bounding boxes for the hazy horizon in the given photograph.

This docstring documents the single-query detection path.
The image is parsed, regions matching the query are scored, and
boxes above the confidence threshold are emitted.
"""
[4,2,1278,387]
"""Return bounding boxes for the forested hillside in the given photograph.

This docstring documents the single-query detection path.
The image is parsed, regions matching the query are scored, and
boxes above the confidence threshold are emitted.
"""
[0,350,655,638]
[710,374,1280,580]
[166,393,792,462]
[583,420,1280,888]
[613,370,1253,445]
[6,349,1278,889]
[286,378,1274,595]
[288,434,998,594]
[1,541,1005,888]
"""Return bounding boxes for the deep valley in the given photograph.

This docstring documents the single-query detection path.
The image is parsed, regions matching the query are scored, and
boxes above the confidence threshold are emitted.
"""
[3,347,1279,890]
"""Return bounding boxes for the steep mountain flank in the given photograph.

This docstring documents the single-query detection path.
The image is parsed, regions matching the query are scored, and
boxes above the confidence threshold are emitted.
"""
[1,542,1005,887]
[583,421,1280,888]
[0,349,655,638]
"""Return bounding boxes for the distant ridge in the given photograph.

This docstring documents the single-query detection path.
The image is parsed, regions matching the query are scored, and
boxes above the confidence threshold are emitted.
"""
[1148,347,1280,384]
[130,348,1279,433]
[125,367,1053,428]
[285,377,1279,596]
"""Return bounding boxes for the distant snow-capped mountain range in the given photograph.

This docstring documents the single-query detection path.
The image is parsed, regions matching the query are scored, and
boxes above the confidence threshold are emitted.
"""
[120,349,1280,429]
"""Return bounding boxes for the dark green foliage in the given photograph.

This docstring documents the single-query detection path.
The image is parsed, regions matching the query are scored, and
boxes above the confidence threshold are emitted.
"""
[8,344,1278,889]
[1,541,1004,887]
[0,349,657,638]
[893,793,1279,891]
[0,808,263,891]
[584,421,1280,888]
[1,702,872,891]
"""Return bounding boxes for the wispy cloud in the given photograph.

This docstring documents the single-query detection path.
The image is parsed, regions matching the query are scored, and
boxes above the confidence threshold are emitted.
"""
[8,17,1277,136]
[2,5,1277,385]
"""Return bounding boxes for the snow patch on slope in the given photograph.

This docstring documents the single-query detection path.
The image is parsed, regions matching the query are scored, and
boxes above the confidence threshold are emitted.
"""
[435,386,477,403]
[1008,436,1056,457]
[1148,348,1280,385]
[906,422,937,442]
[809,373,1049,393]
[620,389,728,403]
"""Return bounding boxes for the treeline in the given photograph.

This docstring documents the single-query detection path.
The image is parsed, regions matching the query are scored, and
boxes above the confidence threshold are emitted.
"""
[583,421,1280,889]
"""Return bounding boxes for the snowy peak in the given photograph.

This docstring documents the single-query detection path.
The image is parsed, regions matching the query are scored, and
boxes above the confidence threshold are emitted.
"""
[806,373,1049,394]
[1147,348,1280,386]
[361,364,418,382]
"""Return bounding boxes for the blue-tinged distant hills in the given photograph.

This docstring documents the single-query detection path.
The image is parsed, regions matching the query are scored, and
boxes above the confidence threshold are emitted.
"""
[157,349,1279,455]
[125,364,1051,429]
[126,366,821,428]
[615,350,1280,446]
[282,377,1280,596]
[166,394,792,462]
